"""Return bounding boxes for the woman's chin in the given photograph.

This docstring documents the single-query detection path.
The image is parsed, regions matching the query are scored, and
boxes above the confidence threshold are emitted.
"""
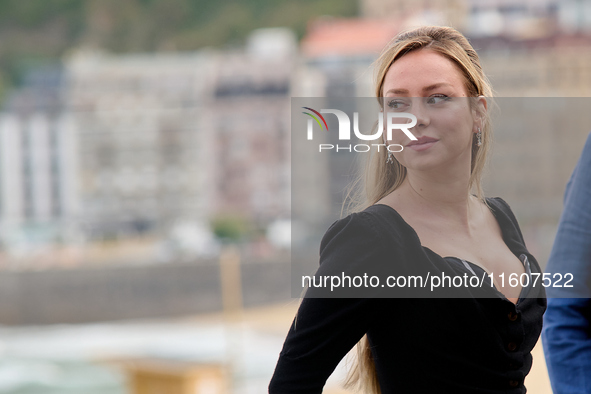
[398,157,441,172]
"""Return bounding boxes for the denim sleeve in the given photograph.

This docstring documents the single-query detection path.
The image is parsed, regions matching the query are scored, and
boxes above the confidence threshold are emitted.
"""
[542,132,591,393]
[542,298,591,393]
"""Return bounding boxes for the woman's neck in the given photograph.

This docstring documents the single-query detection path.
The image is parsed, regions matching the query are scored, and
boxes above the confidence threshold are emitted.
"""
[395,170,477,228]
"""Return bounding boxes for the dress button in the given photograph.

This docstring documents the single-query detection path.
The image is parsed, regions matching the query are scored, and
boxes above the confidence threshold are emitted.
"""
[509,380,520,388]
[508,311,518,321]
[507,342,518,351]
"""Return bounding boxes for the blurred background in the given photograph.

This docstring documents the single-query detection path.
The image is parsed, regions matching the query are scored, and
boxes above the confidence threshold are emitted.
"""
[1,0,590,392]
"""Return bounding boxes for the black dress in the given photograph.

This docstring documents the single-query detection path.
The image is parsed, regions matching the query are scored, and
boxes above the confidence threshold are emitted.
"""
[269,197,547,393]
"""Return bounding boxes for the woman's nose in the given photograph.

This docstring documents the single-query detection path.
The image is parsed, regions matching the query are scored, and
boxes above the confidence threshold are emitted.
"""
[409,98,430,129]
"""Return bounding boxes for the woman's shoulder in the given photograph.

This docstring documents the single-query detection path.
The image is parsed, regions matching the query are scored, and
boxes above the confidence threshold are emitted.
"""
[314,205,425,296]
[485,196,518,223]
[320,204,419,256]
[484,196,526,243]
[485,196,512,212]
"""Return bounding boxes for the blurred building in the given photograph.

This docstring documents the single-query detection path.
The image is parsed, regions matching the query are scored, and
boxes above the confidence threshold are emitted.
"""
[0,67,78,247]
[208,28,295,226]
[64,50,215,239]
[0,28,297,260]
[361,0,468,30]
[295,18,402,230]
[361,0,591,38]
[301,18,400,96]
[478,38,591,96]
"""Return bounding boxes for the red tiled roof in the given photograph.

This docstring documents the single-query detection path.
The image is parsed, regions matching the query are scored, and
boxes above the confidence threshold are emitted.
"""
[301,18,401,58]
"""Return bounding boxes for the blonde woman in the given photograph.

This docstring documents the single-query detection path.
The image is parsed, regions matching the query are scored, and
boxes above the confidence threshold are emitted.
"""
[269,26,546,393]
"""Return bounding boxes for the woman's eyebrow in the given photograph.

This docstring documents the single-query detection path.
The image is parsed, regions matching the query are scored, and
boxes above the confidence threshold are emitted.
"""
[385,82,453,95]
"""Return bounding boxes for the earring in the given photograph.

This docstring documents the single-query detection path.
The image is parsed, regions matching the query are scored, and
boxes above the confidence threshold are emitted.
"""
[386,151,394,164]
[476,127,482,147]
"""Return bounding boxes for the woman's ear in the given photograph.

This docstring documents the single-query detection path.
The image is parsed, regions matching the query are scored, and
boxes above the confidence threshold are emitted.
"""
[477,95,488,114]
[473,95,487,128]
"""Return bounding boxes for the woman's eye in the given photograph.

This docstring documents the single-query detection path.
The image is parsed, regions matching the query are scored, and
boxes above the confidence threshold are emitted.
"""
[387,99,407,110]
[426,95,450,104]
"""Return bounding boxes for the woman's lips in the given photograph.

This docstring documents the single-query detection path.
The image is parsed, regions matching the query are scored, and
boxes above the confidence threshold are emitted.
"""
[406,136,438,151]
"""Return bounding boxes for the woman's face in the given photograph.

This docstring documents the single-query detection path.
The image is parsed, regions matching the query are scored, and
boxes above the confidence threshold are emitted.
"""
[382,48,485,174]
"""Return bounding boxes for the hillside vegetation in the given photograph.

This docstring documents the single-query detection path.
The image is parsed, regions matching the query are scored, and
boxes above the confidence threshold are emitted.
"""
[0,0,357,98]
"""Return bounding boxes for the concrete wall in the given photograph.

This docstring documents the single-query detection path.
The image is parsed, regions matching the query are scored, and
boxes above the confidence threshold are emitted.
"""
[0,258,291,325]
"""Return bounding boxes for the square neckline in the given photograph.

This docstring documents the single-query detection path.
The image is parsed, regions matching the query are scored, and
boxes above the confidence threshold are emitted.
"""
[369,201,530,305]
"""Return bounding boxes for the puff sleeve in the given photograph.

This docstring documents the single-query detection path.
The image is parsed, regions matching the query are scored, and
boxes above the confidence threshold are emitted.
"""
[268,212,389,393]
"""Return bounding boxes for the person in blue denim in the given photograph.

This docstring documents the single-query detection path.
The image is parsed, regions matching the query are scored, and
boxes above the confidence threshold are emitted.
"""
[542,132,591,393]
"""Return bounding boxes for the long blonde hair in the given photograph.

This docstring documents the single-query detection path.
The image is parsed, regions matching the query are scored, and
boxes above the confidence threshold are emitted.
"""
[342,25,494,394]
